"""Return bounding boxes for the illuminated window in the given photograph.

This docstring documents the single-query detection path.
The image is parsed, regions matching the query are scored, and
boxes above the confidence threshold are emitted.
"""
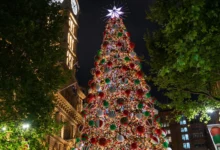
[71,38,75,51]
[69,18,75,35]
[167,129,171,134]
[68,33,70,44]
[183,142,190,149]
[68,34,75,52]
[161,122,169,127]
[180,119,186,125]
[181,127,188,132]
[182,134,189,140]
[66,51,73,69]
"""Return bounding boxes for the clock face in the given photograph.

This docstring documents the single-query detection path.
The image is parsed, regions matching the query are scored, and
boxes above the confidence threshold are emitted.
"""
[71,0,78,15]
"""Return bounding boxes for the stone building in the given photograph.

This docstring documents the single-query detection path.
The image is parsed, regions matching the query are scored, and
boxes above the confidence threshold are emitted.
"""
[48,0,85,149]
[159,110,220,150]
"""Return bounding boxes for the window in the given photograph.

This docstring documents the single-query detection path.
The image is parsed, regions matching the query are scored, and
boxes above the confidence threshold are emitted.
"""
[161,122,169,127]
[182,134,189,140]
[64,124,72,140]
[180,119,186,125]
[192,132,204,138]
[66,51,74,69]
[181,127,188,132]
[194,143,206,148]
[183,142,190,149]
[69,18,75,35]
[166,129,171,134]
[68,33,75,51]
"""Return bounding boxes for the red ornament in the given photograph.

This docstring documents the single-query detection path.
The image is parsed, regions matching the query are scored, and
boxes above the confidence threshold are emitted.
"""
[88,80,94,86]
[117,42,122,47]
[131,143,138,149]
[122,65,129,72]
[95,55,101,61]
[98,92,105,99]
[136,89,144,97]
[127,32,131,37]
[125,89,131,97]
[155,128,162,136]
[94,61,98,67]
[136,71,143,78]
[130,42,135,49]
[99,138,108,146]
[107,61,113,67]
[87,94,95,103]
[137,126,145,134]
[97,120,104,128]
[123,110,129,116]
[103,41,108,49]
[123,36,127,40]
[150,135,159,144]
[95,70,101,77]
[129,63,135,69]
[90,137,97,144]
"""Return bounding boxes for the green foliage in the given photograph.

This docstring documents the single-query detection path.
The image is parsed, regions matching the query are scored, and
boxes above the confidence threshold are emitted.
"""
[0,0,70,148]
[146,0,220,122]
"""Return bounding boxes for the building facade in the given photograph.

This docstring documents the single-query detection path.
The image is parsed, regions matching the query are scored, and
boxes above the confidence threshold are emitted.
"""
[48,0,85,149]
[159,110,220,150]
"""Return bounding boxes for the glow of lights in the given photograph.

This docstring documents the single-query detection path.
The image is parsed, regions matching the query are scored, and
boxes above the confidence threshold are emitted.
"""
[22,123,30,129]
[2,127,6,131]
[207,109,214,113]
[107,6,123,18]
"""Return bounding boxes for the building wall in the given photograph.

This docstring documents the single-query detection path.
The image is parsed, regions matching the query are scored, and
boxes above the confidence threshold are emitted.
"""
[159,110,220,150]
[48,0,84,150]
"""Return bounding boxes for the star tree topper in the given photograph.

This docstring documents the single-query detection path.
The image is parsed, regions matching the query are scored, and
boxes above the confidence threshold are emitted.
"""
[107,6,123,18]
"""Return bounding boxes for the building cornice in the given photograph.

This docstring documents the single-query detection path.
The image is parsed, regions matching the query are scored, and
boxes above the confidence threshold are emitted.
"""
[55,93,83,124]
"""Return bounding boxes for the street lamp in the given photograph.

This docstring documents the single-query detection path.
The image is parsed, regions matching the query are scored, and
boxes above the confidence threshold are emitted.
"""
[22,123,30,129]
[2,127,6,131]
[207,109,214,113]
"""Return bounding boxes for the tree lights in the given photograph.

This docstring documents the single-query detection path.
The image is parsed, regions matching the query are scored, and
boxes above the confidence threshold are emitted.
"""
[75,9,171,150]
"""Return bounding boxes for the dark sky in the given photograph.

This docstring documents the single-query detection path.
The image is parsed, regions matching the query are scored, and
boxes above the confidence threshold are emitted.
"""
[76,0,167,102]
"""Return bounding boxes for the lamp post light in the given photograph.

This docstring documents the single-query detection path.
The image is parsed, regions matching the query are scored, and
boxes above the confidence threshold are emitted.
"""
[22,123,30,130]
[2,127,6,131]
[207,109,214,113]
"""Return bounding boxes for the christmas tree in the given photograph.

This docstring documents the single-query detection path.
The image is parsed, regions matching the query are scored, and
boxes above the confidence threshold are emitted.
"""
[75,6,170,150]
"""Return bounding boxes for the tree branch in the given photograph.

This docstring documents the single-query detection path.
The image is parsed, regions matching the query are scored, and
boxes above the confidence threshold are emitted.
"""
[183,89,220,101]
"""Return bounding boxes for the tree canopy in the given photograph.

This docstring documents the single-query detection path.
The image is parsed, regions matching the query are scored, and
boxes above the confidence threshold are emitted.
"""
[0,0,69,149]
[145,0,220,122]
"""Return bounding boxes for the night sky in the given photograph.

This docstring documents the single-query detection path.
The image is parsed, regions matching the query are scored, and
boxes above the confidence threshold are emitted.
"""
[76,0,167,102]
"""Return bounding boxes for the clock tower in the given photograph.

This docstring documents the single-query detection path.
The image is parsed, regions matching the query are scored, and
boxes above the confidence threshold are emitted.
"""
[48,0,85,150]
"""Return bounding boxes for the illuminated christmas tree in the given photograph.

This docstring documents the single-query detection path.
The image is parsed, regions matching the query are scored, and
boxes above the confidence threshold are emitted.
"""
[75,6,170,150]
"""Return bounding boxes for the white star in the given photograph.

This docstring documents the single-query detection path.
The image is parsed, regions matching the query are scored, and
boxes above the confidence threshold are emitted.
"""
[107,6,123,18]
